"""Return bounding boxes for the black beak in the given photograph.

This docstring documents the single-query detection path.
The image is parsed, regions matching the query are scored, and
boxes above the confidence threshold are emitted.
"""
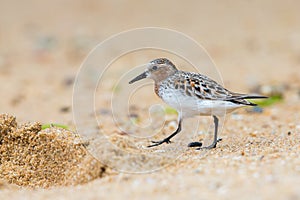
[129,71,148,84]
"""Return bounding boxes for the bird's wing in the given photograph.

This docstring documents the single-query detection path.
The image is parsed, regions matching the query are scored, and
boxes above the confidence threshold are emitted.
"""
[175,71,232,100]
[175,71,265,106]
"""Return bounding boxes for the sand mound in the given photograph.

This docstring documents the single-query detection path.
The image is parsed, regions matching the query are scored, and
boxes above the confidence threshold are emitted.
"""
[0,114,107,188]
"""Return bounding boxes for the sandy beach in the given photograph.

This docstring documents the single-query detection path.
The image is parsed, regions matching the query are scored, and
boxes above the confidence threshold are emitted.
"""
[0,1,299,199]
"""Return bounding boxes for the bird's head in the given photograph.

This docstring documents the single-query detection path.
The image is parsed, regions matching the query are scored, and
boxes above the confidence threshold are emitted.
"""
[129,58,178,84]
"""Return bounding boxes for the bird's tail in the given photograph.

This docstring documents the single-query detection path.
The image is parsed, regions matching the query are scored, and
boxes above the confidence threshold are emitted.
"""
[226,94,268,106]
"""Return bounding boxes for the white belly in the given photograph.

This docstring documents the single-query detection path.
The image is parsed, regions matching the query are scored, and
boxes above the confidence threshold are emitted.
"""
[160,89,243,118]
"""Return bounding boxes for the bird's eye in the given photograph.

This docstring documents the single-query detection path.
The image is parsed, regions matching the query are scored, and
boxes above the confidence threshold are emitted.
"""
[152,66,158,70]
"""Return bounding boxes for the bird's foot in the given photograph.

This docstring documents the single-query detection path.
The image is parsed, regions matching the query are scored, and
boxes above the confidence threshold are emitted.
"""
[147,138,172,148]
[197,142,217,150]
[188,138,222,150]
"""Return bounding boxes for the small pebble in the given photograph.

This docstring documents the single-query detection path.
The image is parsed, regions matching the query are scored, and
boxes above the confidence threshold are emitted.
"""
[97,108,111,115]
[60,106,70,113]
[251,106,263,113]
[259,155,265,161]
[167,121,177,130]
[231,114,243,120]
[63,76,75,86]
[249,132,257,137]
[188,142,202,147]
[197,130,206,135]
[129,113,139,118]
[35,35,57,51]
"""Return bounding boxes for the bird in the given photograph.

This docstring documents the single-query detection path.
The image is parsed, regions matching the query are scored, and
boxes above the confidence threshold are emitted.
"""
[129,58,267,149]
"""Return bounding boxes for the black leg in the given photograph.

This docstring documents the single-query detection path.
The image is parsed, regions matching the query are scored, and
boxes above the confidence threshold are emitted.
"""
[196,115,220,150]
[148,119,182,148]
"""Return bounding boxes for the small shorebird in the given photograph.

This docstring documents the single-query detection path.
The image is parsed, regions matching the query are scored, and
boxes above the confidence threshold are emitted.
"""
[129,58,266,149]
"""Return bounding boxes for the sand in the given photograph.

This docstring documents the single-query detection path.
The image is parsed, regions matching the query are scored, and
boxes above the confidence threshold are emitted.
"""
[0,114,107,188]
[0,0,300,199]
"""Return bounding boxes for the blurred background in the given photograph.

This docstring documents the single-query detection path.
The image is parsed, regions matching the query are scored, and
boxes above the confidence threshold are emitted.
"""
[0,0,299,123]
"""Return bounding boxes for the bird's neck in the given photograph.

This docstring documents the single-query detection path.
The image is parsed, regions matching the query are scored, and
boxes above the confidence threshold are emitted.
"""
[154,83,161,98]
